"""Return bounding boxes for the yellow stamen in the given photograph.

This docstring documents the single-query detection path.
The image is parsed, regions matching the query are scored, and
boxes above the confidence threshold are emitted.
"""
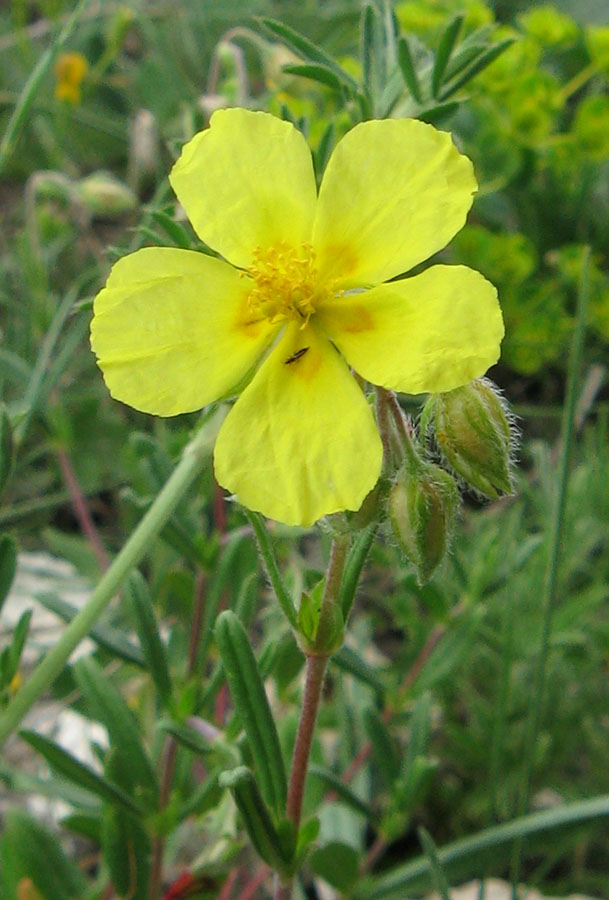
[245,242,333,326]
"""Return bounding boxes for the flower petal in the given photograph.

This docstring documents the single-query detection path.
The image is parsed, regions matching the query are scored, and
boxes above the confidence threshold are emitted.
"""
[312,118,476,288]
[214,323,383,526]
[91,247,278,416]
[169,109,317,269]
[316,265,504,394]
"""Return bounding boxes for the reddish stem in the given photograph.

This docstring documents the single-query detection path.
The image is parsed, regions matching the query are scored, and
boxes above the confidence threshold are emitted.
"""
[56,447,109,571]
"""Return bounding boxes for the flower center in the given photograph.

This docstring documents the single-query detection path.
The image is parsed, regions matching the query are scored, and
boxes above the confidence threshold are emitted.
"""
[245,242,331,326]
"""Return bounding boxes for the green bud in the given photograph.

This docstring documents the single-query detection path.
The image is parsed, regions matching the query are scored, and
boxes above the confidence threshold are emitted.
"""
[298,582,344,655]
[75,171,137,219]
[430,379,514,499]
[389,463,459,585]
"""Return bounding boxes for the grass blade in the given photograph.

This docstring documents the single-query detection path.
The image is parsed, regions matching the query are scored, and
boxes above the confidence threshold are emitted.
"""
[355,793,609,899]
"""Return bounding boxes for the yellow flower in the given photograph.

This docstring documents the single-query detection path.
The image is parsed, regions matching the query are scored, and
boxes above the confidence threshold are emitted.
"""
[54,51,88,104]
[91,109,503,526]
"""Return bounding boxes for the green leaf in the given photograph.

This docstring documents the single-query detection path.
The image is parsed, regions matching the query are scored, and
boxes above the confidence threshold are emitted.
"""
[215,611,287,815]
[314,121,335,181]
[397,37,423,104]
[102,803,150,900]
[363,707,400,786]
[125,571,172,705]
[282,63,344,92]
[259,18,358,91]
[10,609,32,676]
[361,3,382,98]
[36,592,145,667]
[340,523,378,621]
[73,657,158,807]
[150,208,193,248]
[439,39,515,101]
[310,841,360,891]
[354,795,609,899]
[309,766,377,821]
[196,531,250,673]
[332,645,386,696]
[0,534,18,615]
[417,827,451,900]
[158,720,213,757]
[0,404,14,498]
[0,809,87,900]
[220,766,294,874]
[417,101,460,125]
[432,14,464,98]
[19,730,144,815]
[60,811,102,842]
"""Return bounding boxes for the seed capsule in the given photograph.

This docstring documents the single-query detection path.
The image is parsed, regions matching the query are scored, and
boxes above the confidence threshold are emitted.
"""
[389,463,459,584]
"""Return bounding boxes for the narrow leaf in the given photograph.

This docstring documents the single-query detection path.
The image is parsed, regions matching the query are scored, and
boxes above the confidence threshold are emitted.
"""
[73,657,158,806]
[259,18,358,91]
[282,63,344,92]
[215,611,287,815]
[418,101,460,125]
[417,827,451,900]
[197,531,250,672]
[309,766,377,821]
[9,609,32,674]
[340,522,377,620]
[361,4,380,95]
[102,803,150,900]
[432,14,464,97]
[0,809,87,900]
[332,645,385,696]
[220,766,294,874]
[20,730,143,815]
[125,571,172,705]
[353,795,609,899]
[398,37,423,104]
[0,533,18,614]
[0,404,14,497]
[313,121,335,182]
[444,43,485,82]
[36,592,144,667]
[439,39,514,100]
[150,209,193,248]
[158,720,213,757]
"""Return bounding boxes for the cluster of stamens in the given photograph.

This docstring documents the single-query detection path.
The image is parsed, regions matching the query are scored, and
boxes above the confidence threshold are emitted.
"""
[245,242,329,326]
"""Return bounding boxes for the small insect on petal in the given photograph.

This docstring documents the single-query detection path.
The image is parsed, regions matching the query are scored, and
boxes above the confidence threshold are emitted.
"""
[284,347,309,365]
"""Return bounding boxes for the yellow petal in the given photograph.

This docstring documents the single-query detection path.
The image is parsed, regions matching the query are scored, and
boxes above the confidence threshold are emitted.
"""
[312,118,476,288]
[317,265,504,394]
[169,109,317,269]
[91,247,277,416]
[214,323,383,526]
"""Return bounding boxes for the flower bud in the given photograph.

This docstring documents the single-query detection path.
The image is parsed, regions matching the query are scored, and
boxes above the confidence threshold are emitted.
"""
[389,463,459,584]
[75,172,138,220]
[429,379,514,499]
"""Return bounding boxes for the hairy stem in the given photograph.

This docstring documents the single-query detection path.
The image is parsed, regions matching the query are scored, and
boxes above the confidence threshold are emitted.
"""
[273,536,349,900]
